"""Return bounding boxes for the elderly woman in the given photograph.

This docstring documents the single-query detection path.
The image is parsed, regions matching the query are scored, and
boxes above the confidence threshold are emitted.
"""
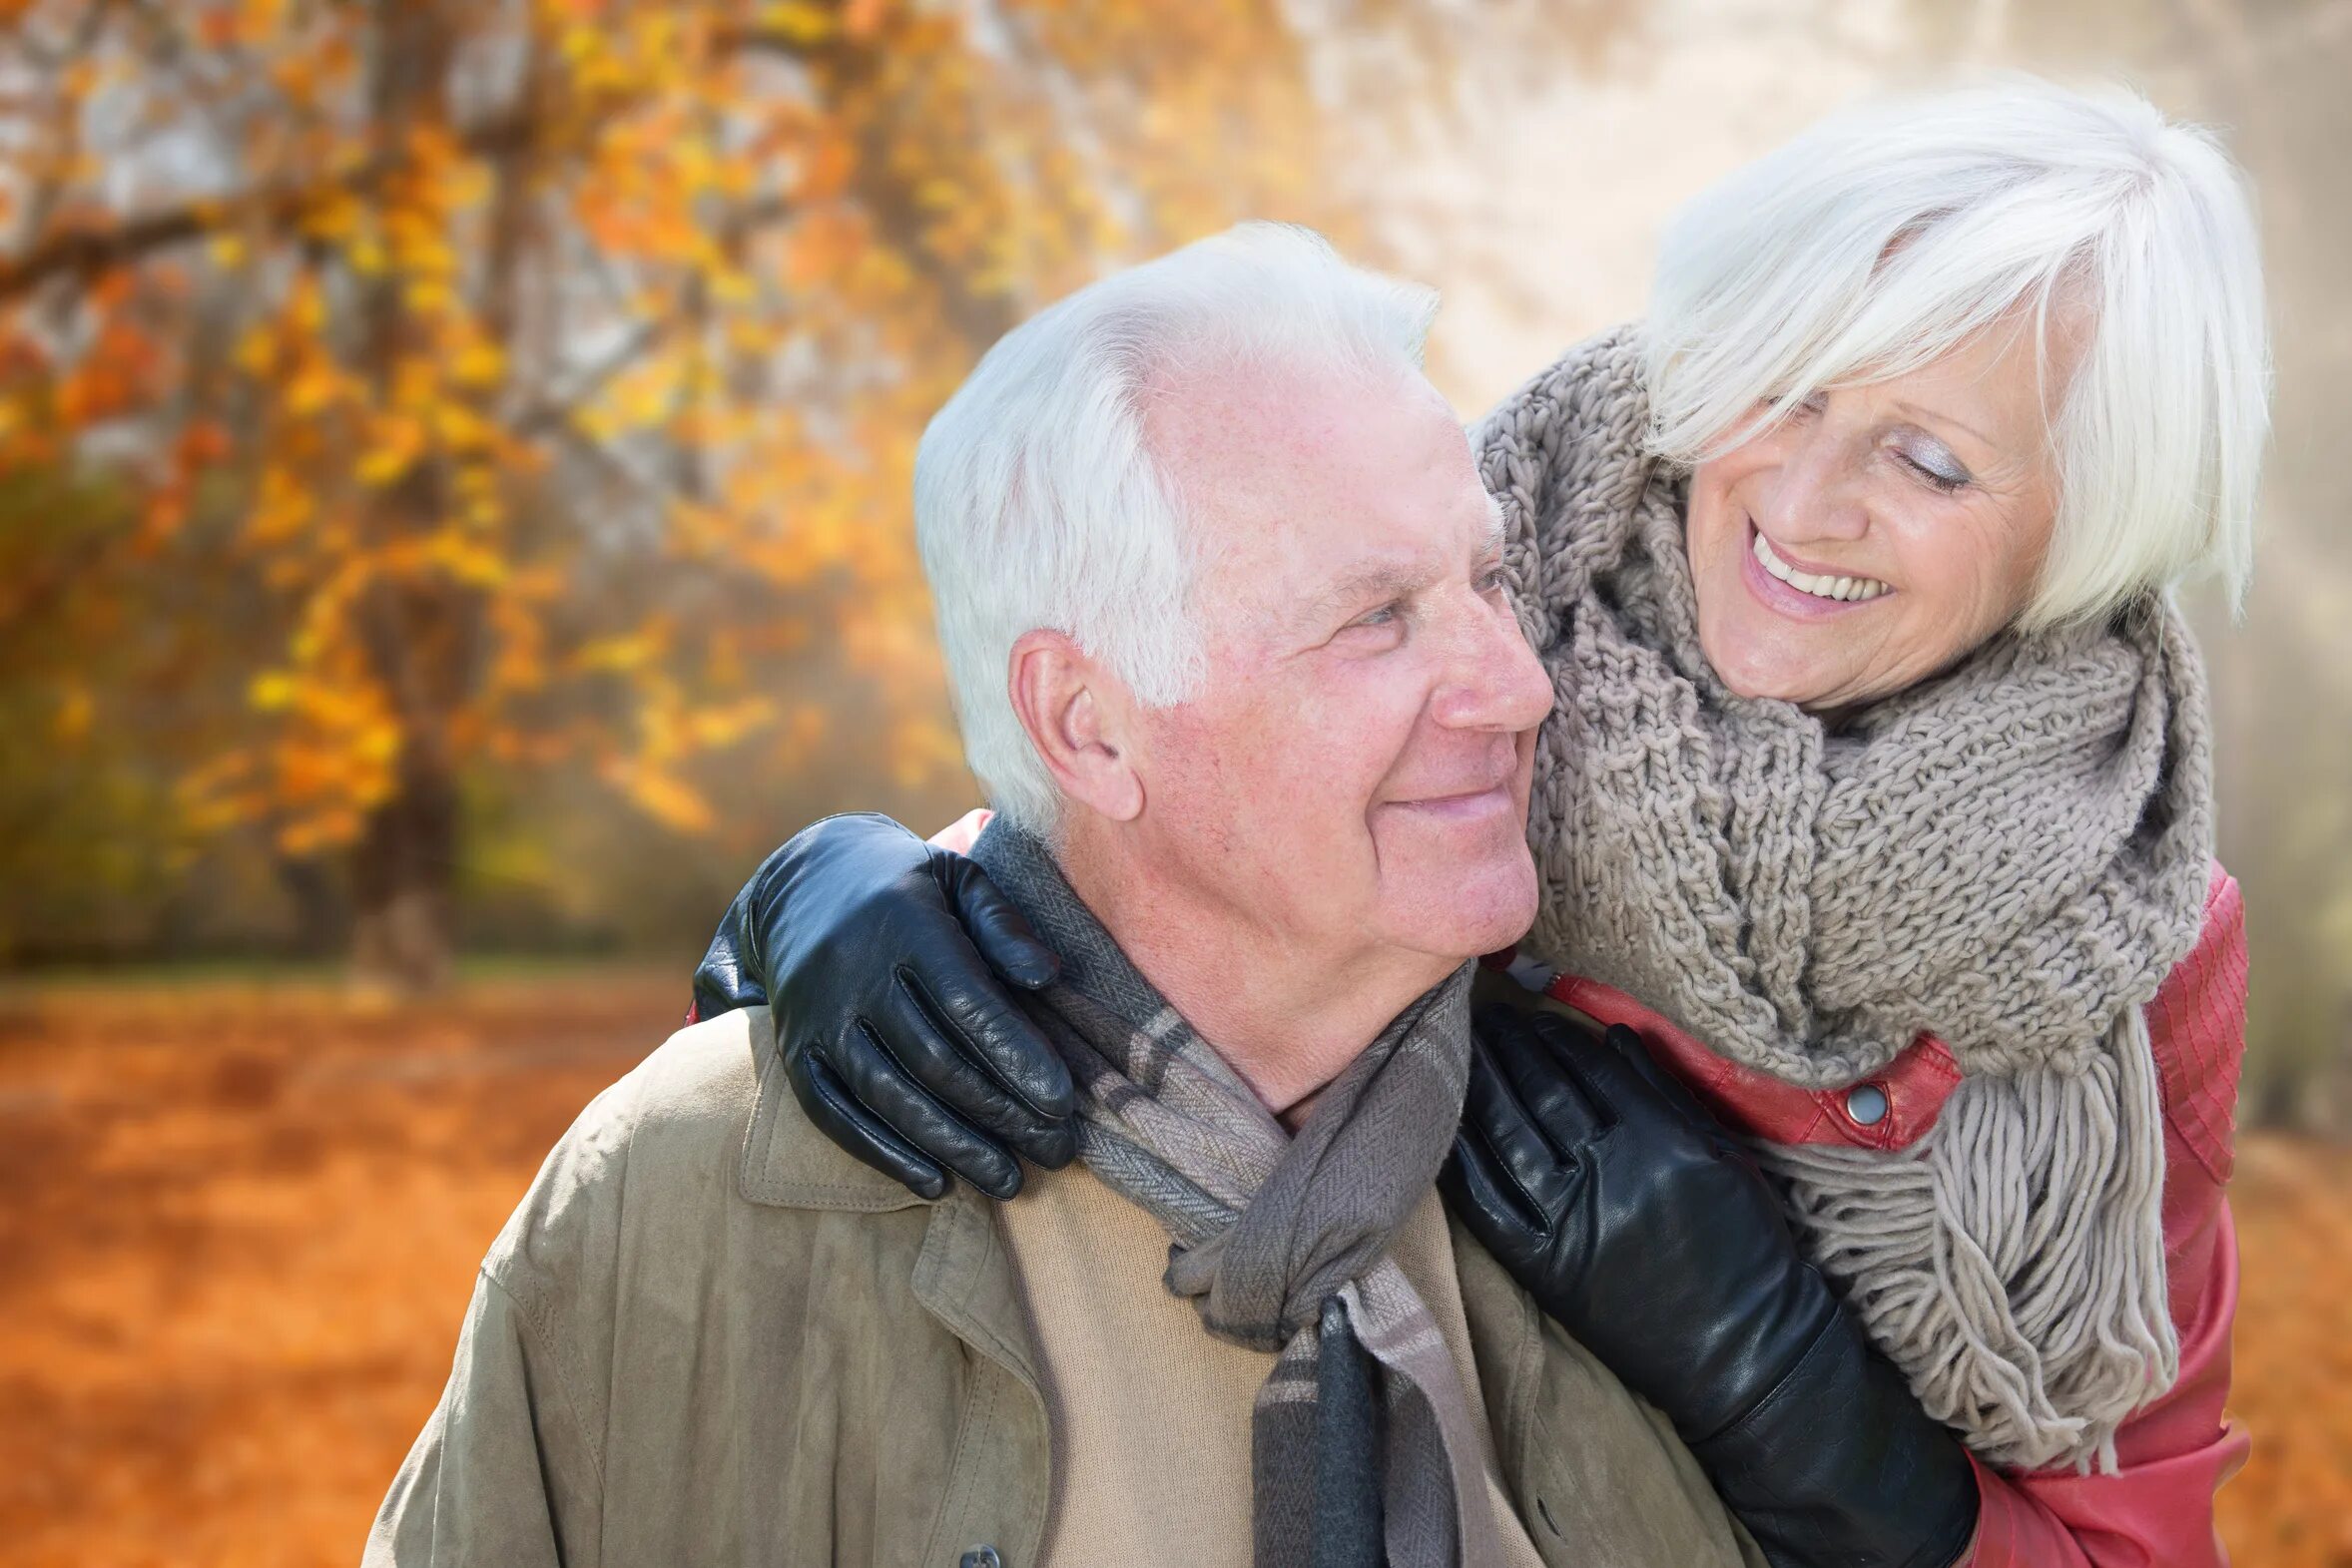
[692,80,2264,1566]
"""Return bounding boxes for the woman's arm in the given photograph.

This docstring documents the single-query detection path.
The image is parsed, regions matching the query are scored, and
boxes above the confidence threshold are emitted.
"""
[1446,1006,1981,1568]
[691,811,1078,1197]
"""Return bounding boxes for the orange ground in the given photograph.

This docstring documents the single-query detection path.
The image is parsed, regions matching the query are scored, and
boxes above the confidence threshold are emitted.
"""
[0,977,2345,1567]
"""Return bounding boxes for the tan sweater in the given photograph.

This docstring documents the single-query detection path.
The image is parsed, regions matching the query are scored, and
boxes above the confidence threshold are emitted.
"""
[997,1163,1548,1568]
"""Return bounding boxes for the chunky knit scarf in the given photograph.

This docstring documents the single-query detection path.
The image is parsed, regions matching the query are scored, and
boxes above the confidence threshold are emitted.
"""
[1475,324,2214,1474]
[968,821,1506,1568]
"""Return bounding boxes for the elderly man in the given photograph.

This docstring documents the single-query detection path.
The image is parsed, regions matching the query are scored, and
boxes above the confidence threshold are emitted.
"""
[367,226,1759,1568]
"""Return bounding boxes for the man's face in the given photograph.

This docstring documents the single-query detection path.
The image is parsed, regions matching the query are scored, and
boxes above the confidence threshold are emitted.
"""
[1124,357,1554,969]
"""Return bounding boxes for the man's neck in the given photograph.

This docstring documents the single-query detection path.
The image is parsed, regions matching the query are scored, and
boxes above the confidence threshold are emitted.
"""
[1055,827,1457,1119]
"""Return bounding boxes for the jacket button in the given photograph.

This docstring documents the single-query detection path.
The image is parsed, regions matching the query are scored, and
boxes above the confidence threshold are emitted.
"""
[1843,1082,1891,1127]
[959,1548,1002,1568]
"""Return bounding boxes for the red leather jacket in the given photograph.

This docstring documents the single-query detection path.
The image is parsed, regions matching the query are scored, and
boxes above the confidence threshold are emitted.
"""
[1524,864,2250,1567]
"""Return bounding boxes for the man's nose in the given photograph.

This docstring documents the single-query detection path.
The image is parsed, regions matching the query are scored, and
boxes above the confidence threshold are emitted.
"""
[1755,424,1870,543]
[1431,597,1554,733]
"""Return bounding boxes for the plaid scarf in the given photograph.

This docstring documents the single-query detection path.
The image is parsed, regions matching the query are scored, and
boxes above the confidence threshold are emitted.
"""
[969,822,1504,1568]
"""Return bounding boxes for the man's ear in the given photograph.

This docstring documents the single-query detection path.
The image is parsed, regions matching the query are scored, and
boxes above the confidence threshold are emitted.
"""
[1007,629,1145,822]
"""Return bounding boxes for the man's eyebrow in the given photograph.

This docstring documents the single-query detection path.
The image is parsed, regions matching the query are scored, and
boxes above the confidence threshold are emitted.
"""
[1299,559,1435,628]
[1479,497,1506,556]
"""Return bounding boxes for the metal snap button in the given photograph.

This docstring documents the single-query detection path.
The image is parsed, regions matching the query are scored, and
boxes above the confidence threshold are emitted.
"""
[1843,1082,1891,1127]
[959,1547,1003,1568]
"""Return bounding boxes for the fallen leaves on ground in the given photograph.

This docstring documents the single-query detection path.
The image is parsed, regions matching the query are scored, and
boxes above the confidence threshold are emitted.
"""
[0,977,2343,1566]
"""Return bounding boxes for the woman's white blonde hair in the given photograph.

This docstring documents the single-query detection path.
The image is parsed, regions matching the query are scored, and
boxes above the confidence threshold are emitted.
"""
[1644,77,2271,630]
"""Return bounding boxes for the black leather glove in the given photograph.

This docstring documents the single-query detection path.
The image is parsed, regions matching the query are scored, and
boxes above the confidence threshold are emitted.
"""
[692,813,1078,1200]
[1441,1005,1979,1568]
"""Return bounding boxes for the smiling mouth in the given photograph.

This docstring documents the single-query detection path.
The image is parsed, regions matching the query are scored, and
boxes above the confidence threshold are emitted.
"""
[1388,784,1514,821]
[1751,528,1890,603]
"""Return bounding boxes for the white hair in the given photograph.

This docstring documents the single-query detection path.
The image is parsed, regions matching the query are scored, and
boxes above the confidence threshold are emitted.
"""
[1644,77,2271,630]
[915,223,1439,829]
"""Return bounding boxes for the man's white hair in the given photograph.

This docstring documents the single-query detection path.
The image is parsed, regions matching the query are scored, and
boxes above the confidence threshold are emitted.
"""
[1644,77,2271,630]
[916,223,1439,829]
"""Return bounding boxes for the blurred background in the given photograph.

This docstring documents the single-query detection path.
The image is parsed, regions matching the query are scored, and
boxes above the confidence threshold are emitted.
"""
[0,1,2344,1563]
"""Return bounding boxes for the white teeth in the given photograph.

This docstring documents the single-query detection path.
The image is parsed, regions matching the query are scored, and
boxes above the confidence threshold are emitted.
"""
[1752,531,1888,603]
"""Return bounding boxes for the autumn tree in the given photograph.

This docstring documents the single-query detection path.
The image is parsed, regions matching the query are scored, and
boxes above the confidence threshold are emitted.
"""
[0,0,1486,986]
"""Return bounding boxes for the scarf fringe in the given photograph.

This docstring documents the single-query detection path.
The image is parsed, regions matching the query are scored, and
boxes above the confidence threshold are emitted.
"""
[1758,1008,2179,1473]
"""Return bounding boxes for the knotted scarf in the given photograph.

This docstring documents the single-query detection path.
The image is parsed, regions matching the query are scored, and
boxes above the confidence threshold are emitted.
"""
[969,821,1504,1568]
[1475,323,2213,1473]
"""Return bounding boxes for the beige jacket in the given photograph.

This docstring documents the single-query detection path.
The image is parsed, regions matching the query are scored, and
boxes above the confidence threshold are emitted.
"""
[366,1007,1763,1568]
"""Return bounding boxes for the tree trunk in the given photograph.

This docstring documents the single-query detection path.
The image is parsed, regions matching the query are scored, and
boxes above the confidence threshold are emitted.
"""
[344,0,468,992]
[349,754,459,992]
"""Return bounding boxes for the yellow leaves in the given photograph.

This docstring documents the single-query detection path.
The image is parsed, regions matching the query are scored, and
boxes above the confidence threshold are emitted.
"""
[427,536,510,592]
[355,414,427,487]
[286,361,348,418]
[175,750,268,837]
[400,276,459,315]
[233,324,278,376]
[756,1,839,47]
[449,341,506,389]
[686,697,777,750]
[12,0,1363,885]
[244,466,314,549]
[600,758,717,834]
[707,265,758,306]
[429,399,496,455]
[203,656,405,856]
[573,628,668,676]
[484,597,551,701]
[275,808,364,857]
[53,684,94,745]
[249,672,299,712]
[287,274,329,336]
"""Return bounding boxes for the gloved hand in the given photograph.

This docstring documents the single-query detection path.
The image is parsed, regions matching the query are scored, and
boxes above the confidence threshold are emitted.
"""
[1441,1005,1980,1568]
[692,812,1078,1200]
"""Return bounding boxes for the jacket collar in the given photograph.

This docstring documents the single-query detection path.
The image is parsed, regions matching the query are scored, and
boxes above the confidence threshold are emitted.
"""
[737,1024,933,1213]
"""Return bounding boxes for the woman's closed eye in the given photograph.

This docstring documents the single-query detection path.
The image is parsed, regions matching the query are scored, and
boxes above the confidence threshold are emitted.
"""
[1896,439,1973,494]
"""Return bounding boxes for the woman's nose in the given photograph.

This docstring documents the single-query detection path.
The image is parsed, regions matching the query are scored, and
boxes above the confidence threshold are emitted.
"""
[1755,428,1870,543]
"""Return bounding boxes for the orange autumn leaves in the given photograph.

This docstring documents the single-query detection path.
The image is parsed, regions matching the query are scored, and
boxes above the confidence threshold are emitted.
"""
[0,979,2340,1567]
[0,0,1344,941]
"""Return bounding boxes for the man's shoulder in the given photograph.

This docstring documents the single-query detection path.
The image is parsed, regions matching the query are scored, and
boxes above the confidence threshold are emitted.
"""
[483,1005,922,1287]
[547,1004,769,1185]
[477,1008,765,1281]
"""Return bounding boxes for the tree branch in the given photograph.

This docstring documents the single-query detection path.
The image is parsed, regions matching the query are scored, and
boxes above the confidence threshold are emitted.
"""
[0,109,533,304]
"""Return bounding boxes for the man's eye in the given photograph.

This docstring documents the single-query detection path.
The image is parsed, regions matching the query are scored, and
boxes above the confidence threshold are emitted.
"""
[1351,604,1400,629]
[1475,567,1508,596]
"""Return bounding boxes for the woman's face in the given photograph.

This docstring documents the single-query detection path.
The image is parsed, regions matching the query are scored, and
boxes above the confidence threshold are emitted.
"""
[1682,324,2066,713]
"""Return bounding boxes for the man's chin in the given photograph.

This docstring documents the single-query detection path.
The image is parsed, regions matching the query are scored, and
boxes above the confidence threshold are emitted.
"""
[1382,856,1539,965]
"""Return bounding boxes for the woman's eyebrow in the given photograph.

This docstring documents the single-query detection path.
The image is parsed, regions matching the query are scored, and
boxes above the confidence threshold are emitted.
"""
[1895,401,1996,451]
